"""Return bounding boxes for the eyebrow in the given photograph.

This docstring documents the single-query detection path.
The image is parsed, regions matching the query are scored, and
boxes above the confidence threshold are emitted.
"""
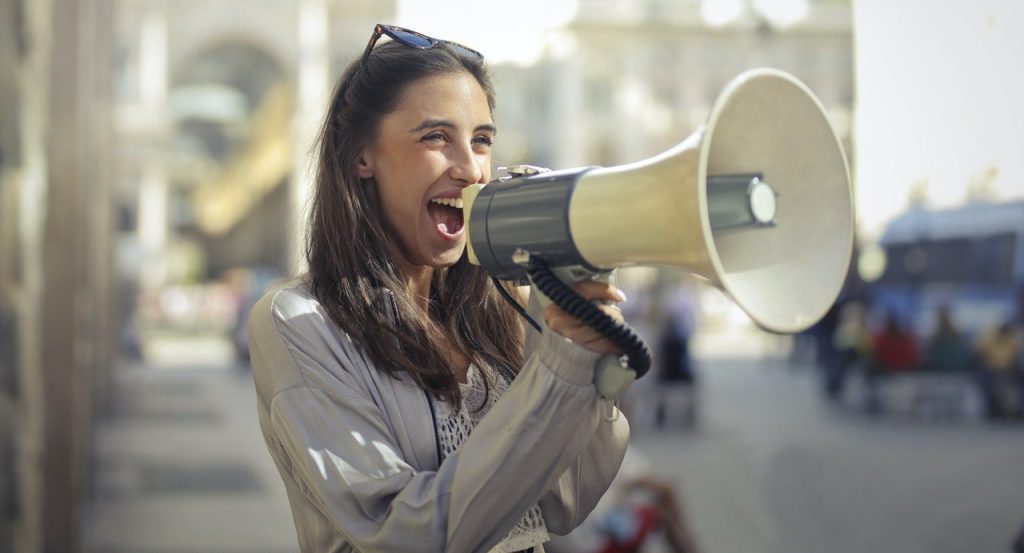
[409,118,497,135]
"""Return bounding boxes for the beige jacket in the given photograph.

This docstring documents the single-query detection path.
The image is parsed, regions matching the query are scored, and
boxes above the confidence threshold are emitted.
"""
[248,278,630,553]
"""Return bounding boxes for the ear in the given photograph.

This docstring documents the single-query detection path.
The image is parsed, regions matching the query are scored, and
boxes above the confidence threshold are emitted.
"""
[357,151,375,180]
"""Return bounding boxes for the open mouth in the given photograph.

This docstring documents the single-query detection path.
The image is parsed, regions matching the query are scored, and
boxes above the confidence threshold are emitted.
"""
[427,197,465,236]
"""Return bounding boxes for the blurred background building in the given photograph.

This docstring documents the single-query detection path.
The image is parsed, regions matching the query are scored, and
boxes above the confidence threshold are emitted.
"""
[2,0,1023,552]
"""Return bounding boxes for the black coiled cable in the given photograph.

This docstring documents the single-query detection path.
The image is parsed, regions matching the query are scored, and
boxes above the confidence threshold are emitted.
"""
[526,257,652,379]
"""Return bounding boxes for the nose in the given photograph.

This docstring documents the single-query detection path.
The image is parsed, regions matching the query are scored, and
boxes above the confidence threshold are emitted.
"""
[448,144,485,185]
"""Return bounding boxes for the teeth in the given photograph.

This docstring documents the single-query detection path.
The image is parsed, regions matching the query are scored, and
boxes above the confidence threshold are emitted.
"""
[430,197,464,209]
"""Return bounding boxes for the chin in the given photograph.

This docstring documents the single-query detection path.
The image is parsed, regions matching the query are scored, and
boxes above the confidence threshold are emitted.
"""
[429,244,467,269]
[430,253,463,269]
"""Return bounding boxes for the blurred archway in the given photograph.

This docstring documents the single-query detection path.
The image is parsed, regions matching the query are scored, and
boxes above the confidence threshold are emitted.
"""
[168,41,293,279]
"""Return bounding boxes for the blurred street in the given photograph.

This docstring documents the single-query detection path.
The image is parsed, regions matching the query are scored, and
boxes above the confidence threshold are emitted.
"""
[82,330,1024,553]
[633,356,1024,553]
[82,334,296,553]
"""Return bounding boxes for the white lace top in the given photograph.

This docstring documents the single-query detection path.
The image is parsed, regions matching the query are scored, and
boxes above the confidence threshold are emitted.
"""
[432,363,550,553]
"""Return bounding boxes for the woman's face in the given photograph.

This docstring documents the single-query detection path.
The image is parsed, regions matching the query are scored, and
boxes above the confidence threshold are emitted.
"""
[359,71,493,273]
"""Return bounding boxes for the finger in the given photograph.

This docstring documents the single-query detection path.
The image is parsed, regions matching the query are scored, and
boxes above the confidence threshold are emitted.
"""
[544,311,585,338]
[577,334,621,353]
[569,280,628,304]
[543,302,624,327]
[563,328,622,354]
[545,313,600,343]
[545,311,625,354]
[582,339,623,355]
[601,303,625,324]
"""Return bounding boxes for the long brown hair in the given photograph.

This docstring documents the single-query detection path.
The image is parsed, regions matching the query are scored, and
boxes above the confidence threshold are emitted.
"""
[306,40,525,406]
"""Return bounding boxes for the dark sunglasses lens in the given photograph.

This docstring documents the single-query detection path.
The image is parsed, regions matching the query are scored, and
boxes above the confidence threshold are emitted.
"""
[390,29,434,48]
[445,42,483,60]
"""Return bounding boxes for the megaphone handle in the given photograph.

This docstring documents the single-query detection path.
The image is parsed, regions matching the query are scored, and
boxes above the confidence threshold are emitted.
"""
[526,257,652,390]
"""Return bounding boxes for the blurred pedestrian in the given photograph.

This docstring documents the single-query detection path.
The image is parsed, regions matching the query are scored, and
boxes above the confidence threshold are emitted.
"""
[813,299,841,372]
[975,319,1022,418]
[828,300,871,400]
[1013,519,1024,553]
[871,311,920,373]
[921,305,972,373]
[864,311,920,413]
[246,24,630,553]
[653,287,698,428]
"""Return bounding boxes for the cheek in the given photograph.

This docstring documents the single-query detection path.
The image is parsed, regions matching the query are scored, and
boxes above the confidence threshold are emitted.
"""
[378,181,423,232]
[372,178,405,227]
[381,191,415,227]
[481,155,493,182]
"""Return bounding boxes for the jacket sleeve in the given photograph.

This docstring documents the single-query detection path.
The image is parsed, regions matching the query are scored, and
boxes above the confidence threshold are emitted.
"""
[251,287,629,553]
[537,407,629,535]
[520,288,630,534]
[520,288,630,536]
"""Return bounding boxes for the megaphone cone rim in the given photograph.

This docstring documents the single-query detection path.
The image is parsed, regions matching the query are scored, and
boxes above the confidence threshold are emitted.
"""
[697,68,855,334]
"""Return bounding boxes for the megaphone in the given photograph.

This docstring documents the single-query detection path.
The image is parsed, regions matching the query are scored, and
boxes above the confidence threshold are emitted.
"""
[462,68,854,337]
[463,68,853,398]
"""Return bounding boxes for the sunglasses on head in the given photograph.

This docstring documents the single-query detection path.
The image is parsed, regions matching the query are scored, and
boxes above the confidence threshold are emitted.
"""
[361,24,484,68]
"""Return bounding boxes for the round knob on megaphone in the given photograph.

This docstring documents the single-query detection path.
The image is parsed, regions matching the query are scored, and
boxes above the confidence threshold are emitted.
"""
[463,69,854,334]
[569,68,854,333]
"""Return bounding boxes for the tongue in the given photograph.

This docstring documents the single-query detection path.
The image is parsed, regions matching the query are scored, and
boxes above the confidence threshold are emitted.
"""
[427,203,463,235]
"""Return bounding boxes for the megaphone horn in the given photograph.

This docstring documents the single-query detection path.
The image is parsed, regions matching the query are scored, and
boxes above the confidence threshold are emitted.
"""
[462,68,854,335]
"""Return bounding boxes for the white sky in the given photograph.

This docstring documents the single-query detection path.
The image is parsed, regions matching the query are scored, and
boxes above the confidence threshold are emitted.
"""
[397,0,579,65]
[854,0,1024,238]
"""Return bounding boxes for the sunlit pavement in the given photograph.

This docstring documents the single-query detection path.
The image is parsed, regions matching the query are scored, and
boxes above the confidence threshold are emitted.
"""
[83,329,1024,553]
[82,332,297,553]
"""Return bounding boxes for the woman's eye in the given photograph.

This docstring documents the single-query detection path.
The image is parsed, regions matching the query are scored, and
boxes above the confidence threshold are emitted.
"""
[473,135,494,147]
[423,132,447,143]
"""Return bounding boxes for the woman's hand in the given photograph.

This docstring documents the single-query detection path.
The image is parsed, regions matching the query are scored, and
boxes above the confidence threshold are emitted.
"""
[543,280,627,354]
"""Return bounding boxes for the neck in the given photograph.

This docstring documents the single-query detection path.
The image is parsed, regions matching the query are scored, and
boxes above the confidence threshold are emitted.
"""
[398,259,434,313]
[396,258,471,381]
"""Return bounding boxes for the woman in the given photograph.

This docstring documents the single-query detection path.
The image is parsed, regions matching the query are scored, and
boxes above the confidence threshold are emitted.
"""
[248,24,630,553]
